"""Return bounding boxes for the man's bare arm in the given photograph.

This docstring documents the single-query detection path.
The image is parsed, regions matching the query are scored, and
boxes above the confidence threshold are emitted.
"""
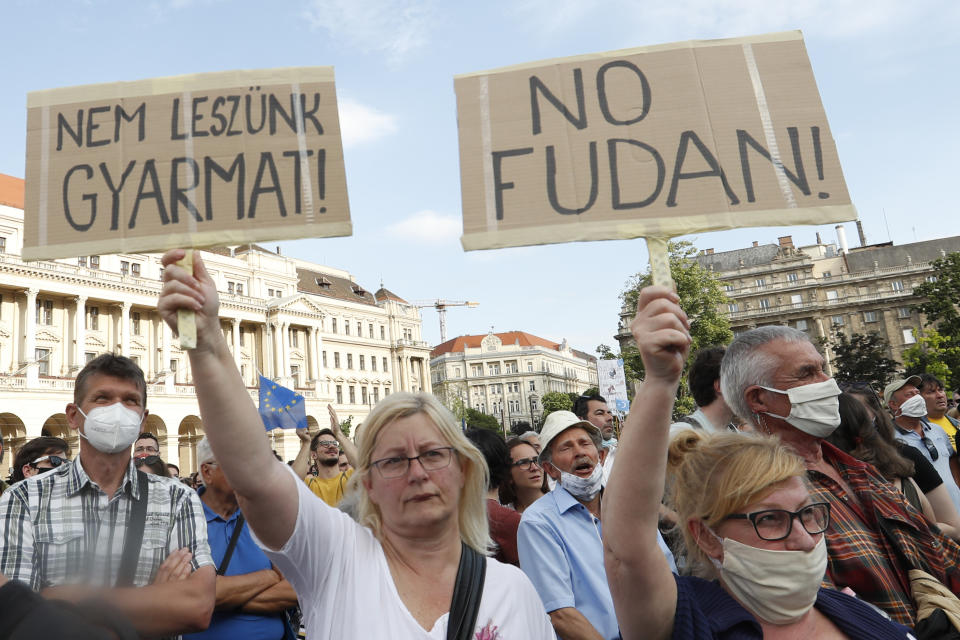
[214,569,279,611]
[290,428,313,480]
[240,577,298,614]
[548,607,605,640]
[328,404,359,468]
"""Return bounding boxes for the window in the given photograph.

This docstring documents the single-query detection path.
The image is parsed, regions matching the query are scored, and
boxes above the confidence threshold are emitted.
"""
[897,307,911,319]
[345,322,350,336]
[291,365,301,387]
[403,328,413,341]
[864,310,878,323]
[383,357,388,372]
[131,263,140,277]
[90,256,100,269]
[822,271,832,279]
[727,303,739,313]
[795,319,808,331]
[121,261,130,275]
[78,256,87,267]
[384,388,390,397]
[132,312,141,335]
[239,326,245,346]
[505,361,518,373]
[471,364,482,377]
[170,359,179,378]
[368,323,374,338]
[787,273,799,282]
[359,355,366,370]
[357,322,362,336]
[453,366,460,377]
[790,294,802,307]
[35,348,50,376]
[831,315,844,326]
[371,357,377,372]
[347,354,353,369]
[334,352,341,368]
[373,387,379,403]
[322,351,328,367]
[891,280,904,292]
[336,385,343,404]
[380,326,385,340]
[488,363,501,375]
[527,362,533,372]
[236,283,243,296]
[85,351,96,363]
[86,306,99,330]
[332,318,338,333]
[902,328,916,345]
[267,288,275,297]
[724,284,735,292]
[361,387,368,404]
[758,299,771,310]
[227,282,235,294]
[349,386,356,403]
[926,275,939,283]
[755,278,766,288]
[529,381,536,391]
[0,237,5,252]
[826,290,838,301]
[290,328,298,348]
[36,299,53,325]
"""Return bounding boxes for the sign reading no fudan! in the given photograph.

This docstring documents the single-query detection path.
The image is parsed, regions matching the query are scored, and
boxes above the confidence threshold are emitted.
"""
[23,67,351,260]
[454,31,856,251]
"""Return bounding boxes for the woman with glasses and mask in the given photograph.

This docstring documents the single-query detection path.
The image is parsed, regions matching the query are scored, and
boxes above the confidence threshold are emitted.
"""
[9,436,70,484]
[604,286,911,639]
[157,249,555,639]
[499,438,548,513]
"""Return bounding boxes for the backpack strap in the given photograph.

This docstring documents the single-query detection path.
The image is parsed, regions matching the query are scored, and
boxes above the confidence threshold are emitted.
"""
[115,470,149,587]
[217,513,246,576]
[446,542,487,640]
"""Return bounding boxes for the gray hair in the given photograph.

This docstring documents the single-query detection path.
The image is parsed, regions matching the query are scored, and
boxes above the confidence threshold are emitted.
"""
[196,436,215,466]
[720,326,812,422]
[519,431,539,443]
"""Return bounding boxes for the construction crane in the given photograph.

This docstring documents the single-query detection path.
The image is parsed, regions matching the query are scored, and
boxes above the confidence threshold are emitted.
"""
[410,299,479,343]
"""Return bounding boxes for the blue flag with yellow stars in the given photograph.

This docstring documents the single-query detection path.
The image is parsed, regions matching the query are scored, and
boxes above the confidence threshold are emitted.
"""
[258,375,307,431]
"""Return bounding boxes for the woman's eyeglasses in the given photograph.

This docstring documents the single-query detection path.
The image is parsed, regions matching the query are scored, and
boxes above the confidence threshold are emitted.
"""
[723,502,831,541]
[510,457,540,470]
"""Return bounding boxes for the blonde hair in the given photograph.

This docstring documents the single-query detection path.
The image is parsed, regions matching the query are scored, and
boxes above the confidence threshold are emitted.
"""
[354,392,492,554]
[666,430,806,577]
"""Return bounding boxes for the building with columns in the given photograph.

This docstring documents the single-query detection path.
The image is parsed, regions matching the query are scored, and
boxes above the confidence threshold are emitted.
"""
[613,228,960,375]
[430,330,599,431]
[0,173,431,479]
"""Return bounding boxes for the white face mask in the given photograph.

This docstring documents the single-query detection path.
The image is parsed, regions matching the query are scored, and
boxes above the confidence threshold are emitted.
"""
[898,394,928,419]
[558,463,604,502]
[78,403,144,454]
[759,378,841,438]
[712,534,827,624]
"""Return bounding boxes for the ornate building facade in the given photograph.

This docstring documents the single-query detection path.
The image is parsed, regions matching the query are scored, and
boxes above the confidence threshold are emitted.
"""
[0,174,431,478]
[614,227,960,375]
[430,331,598,431]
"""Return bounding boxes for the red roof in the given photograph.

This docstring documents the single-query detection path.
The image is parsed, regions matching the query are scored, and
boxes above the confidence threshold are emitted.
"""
[0,174,24,209]
[431,331,561,357]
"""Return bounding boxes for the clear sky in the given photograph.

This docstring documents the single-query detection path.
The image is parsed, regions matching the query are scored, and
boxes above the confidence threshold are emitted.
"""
[2,0,957,355]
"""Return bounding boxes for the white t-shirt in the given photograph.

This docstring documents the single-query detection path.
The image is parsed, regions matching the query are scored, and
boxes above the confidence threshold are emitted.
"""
[255,466,557,639]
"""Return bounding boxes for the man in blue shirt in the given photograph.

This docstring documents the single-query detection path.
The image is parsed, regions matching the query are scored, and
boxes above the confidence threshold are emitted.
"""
[185,438,298,640]
[518,410,676,640]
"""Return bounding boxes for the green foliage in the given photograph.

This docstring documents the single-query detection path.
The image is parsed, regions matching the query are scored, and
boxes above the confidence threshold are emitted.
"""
[617,240,733,418]
[913,253,960,382]
[541,391,573,419]
[434,381,469,421]
[465,407,502,432]
[339,415,353,437]
[903,329,959,390]
[827,330,901,389]
[596,345,619,360]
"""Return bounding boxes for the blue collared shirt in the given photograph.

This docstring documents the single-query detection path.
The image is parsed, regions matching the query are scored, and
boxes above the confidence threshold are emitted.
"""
[895,419,960,513]
[184,489,284,640]
[517,485,676,639]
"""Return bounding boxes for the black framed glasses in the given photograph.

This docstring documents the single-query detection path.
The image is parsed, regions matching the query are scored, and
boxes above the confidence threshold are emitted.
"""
[370,447,456,479]
[135,455,162,467]
[511,457,540,470]
[921,436,940,461]
[30,455,67,468]
[723,502,831,541]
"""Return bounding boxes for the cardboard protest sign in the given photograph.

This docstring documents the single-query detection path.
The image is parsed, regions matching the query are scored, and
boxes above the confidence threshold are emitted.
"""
[23,67,351,260]
[454,31,855,251]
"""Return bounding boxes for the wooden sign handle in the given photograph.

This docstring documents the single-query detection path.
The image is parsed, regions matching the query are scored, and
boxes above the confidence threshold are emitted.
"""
[646,237,673,288]
[176,250,197,350]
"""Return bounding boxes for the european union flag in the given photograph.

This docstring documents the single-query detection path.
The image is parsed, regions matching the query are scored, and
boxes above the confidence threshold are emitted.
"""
[258,375,307,431]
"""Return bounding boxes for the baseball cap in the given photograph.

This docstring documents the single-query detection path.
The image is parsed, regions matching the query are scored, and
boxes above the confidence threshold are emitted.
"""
[883,375,922,404]
[538,411,599,457]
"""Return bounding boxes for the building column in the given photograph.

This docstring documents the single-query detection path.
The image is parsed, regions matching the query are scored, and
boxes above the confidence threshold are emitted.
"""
[313,329,324,392]
[162,322,174,394]
[231,318,241,372]
[280,322,290,382]
[271,321,283,379]
[307,327,319,384]
[120,301,131,357]
[74,296,87,373]
[421,358,432,394]
[24,288,38,386]
[402,355,412,392]
[261,323,273,379]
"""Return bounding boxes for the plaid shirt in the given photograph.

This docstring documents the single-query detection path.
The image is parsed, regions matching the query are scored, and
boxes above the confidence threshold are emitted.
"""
[0,455,212,590]
[810,442,960,625]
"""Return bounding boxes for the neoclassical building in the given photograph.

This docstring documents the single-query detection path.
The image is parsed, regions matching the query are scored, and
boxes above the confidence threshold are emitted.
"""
[0,173,431,478]
[430,330,598,431]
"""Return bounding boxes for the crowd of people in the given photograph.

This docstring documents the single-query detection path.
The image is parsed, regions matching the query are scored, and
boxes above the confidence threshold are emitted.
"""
[1,250,960,639]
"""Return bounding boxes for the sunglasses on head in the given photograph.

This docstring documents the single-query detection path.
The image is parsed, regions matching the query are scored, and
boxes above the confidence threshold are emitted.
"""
[30,455,67,468]
[135,455,162,467]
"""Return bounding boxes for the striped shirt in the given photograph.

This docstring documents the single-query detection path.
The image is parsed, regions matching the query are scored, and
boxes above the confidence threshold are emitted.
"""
[0,455,212,591]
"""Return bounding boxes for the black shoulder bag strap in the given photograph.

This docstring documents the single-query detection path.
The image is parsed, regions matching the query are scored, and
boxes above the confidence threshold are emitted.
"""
[217,513,246,576]
[446,542,487,640]
[115,470,150,587]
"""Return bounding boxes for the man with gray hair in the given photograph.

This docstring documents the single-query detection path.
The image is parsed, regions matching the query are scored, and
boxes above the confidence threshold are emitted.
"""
[186,437,298,640]
[720,325,960,625]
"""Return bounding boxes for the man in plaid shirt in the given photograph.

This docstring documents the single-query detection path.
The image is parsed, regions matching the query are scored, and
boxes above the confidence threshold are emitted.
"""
[0,354,215,637]
[721,325,960,626]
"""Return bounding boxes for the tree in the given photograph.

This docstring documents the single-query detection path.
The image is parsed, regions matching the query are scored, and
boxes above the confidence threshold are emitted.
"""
[541,391,573,420]
[465,408,502,433]
[913,253,960,380]
[903,329,959,390]
[339,415,353,437]
[616,240,733,418]
[827,330,900,389]
[434,381,468,421]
